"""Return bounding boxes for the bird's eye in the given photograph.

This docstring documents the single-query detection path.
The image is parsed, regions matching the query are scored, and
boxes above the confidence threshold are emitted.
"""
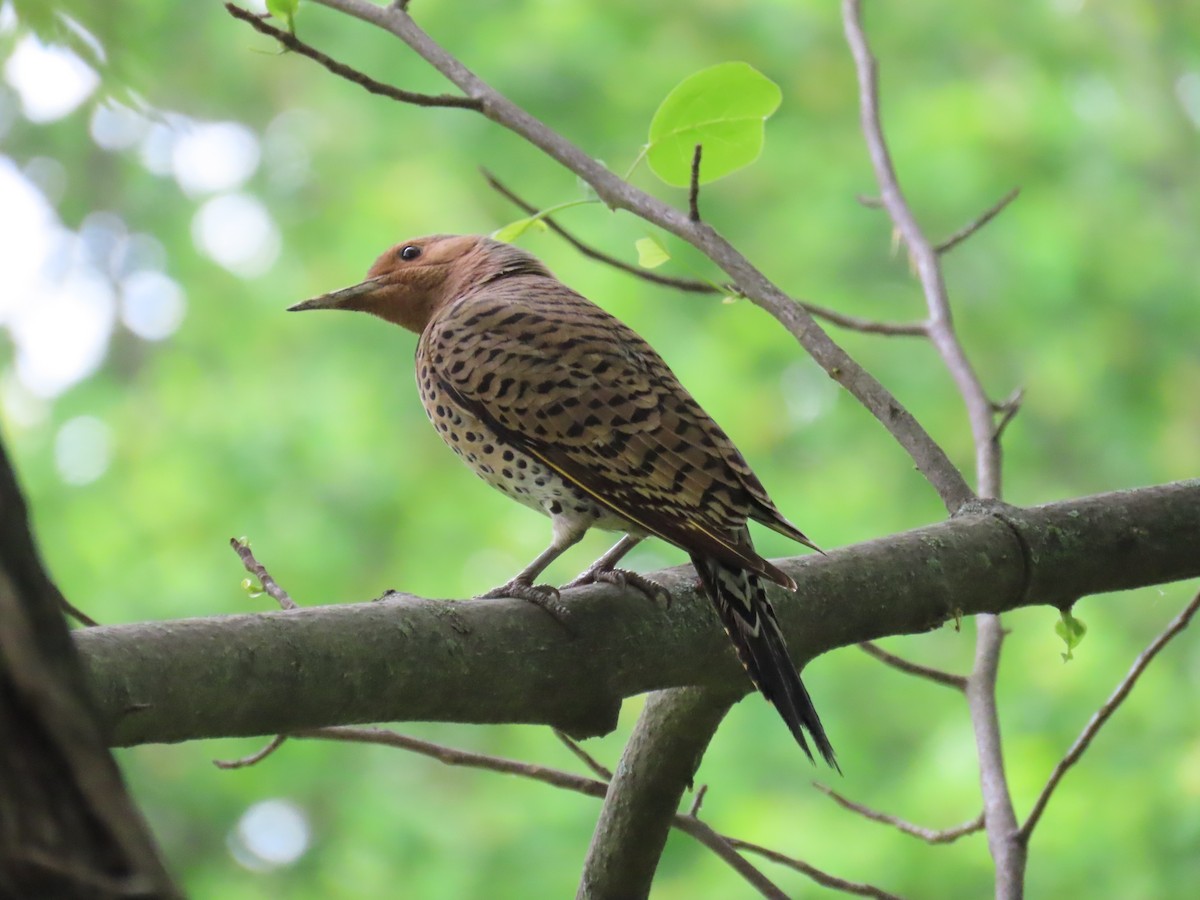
[399,245,422,261]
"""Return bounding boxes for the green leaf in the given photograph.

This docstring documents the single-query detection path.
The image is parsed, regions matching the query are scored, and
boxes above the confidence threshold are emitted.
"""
[635,236,670,269]
[266,0,299,33]
[646,62,782,187]
[491,216,549,243]
[241,577,264,599]
[1055,610,1087,662]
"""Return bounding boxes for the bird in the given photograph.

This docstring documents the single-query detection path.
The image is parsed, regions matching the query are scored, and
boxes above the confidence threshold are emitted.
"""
[290,234,836,767]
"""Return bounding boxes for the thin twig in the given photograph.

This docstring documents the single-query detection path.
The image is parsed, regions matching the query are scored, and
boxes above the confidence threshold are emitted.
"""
[1019,589,1200,842]
[798,303,927,337]
[229,538,297,610]
[859,641,967,691]
[991,387,1025,442]
[482,169,718,293]
[815,783,984,845]
[297,726,790,896]
[553,729,613,780]
[688,783,708,817]
[688,144,703,222]
[935,188,1021,255]
[485,169,924,336]
[842,0,993,494]
[213,734,288,770]
[725,836,905,900]
[225,4,481,109]
[59,596,100,627]
[671,817,790,900]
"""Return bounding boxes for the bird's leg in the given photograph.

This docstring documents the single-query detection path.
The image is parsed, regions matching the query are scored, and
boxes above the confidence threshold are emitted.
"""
[561,535,670,606]
[476,519,588,622]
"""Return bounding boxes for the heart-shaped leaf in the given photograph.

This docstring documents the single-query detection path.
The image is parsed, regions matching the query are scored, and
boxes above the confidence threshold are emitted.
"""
[646,62,782,187]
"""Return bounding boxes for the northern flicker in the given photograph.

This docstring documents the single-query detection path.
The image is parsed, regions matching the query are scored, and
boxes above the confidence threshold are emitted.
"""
[291,235,836,766]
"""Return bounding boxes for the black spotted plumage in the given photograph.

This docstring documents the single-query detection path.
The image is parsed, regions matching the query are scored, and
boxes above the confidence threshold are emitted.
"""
[291,234,836,766]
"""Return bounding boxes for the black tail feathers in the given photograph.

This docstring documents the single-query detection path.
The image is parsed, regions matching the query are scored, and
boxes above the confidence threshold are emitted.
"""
[692,553,838,770]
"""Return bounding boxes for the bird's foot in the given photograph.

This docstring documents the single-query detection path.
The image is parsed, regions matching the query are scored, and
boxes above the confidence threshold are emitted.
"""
[562,567,671,608]
[477,579,573,630]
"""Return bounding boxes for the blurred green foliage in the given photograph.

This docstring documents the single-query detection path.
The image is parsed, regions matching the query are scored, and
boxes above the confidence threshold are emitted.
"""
[2,0,1198,897]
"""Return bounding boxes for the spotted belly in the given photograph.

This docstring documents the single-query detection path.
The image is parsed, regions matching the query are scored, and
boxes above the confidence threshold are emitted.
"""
[420,378,637,536]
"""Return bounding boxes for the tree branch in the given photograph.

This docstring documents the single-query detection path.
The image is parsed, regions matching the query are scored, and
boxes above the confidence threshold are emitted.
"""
[815,783,983,845]
[578,687,737,899]
[73,482,1200,747]
[858,641,967,691]
[841,1,1024,893]
[935,188,1021,255]
[0,437,180,896]
[224,4,480,109]
[1018,589,1200,842]
[236,0,976,514]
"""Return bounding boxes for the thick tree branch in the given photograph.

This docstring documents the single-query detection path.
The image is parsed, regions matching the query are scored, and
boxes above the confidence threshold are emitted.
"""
[578,687,738,899]
[74,482,1200,747]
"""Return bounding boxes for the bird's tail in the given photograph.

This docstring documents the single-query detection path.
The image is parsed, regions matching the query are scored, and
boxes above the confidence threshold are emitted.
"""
[691,554,838,770]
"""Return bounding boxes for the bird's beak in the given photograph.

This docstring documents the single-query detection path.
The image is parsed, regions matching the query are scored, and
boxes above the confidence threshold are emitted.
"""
[288,277,384,312]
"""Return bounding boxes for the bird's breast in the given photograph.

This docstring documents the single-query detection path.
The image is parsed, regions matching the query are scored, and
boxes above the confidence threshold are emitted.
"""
[416,363,639,536]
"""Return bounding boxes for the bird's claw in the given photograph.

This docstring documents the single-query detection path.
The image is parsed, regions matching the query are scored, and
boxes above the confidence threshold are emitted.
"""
[477,579,574,631]
[562,567,671,608]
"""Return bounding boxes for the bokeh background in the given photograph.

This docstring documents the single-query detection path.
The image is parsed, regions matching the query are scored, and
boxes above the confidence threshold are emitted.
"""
[2,0,1198,896]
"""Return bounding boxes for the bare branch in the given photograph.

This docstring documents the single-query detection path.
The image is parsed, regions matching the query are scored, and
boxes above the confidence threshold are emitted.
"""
[688,783,708,817]
[298,725,611,790]
[936,188,1021,255]
[59,596,100,628]
[579,687,735,898]
[671,817,790,900]
[991,387,1025,442]
[688,144,703,222]
[725,836,905,900]
[1019,589,1200,842]
[815,783,984,844]
[213,734,287,770]
[481,170,718,294]
[300,724,789,897]
[224,4,481,109]
[858,641,967,691]
[843,1,1026,892]
[554,729,613,781]
[230,538,296,610]
[486,169,926,337]
[306,0,974,512]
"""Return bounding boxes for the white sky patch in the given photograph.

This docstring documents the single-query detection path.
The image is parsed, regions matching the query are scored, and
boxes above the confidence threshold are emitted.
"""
[3,34,98,123]
[54,415,113,485]
[228,799,311,872]
[120,270,186,341]
[138,114,188,177]
[91,101,151,151]
[192,192,280,278]
[11,266,116,398]
[0,158,59,322]
[172,120,261,196]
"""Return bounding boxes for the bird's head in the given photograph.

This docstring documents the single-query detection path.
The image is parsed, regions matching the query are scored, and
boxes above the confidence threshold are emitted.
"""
[289,234,549,333]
